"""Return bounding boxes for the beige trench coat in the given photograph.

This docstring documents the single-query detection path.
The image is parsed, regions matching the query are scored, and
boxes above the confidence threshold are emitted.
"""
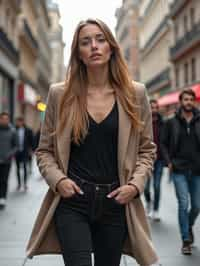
[26,81,158,266]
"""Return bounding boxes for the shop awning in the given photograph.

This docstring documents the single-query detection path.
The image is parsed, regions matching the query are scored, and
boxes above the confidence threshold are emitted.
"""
[157,84,200,107]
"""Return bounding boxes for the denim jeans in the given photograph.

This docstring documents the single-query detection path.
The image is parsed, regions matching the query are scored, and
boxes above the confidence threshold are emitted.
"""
[54,175,127,266]
[172,172,200,241]
[144,160,163,211]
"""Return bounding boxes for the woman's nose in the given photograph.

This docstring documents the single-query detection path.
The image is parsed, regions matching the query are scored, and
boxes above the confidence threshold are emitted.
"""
[91,39,97,49]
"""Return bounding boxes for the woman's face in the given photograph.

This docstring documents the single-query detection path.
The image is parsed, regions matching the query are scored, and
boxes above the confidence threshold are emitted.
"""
[78,24,112,68]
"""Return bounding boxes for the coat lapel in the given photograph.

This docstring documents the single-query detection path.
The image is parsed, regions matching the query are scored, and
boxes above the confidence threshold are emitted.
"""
[56,114,72,174]
[56,98,132,178]
[117,98,132,180]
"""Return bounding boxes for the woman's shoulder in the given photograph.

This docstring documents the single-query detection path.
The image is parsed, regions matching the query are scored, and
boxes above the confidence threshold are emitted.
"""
[132,81,145,94]
[132,81,147,102]
[49,81,65,96]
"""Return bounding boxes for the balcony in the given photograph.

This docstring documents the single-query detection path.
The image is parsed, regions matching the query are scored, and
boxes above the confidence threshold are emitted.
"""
[23,19,38,50]
[0,28,19,64]
[140,15,169,54]
[170,22,200,61]
[170,0,189,18]
[146,68,170,92]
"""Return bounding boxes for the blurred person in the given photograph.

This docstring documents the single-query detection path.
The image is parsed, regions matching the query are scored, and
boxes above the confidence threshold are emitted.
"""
[33,125,41,152]
[25,19,160,266]
[27,127,34,175]
[0,112,18,209]
[162,89,200,255]
[15,117,33,191]
[144,100,164,221]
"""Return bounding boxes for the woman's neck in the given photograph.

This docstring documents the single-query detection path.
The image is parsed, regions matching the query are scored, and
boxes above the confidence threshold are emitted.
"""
[87,66,110,90]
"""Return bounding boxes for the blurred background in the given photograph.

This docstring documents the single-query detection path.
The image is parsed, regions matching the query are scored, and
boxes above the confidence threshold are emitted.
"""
[1,0,200,131]
[0,1,200,265]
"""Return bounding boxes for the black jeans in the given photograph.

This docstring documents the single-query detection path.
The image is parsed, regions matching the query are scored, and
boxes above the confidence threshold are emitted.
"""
[15,153,28,187]
[54,175,127,266]
[0,163,11,198]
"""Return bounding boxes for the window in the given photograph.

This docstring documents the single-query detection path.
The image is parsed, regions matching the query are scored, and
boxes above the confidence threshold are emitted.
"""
[183,15,188,34]
[191,58,196,82]
[175,67,179,88]
[190,8,195,28]
[184,62,189,84]
[175,23,179,41]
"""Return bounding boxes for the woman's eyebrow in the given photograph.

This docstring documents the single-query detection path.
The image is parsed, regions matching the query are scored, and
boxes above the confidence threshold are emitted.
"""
[80,33,105,40]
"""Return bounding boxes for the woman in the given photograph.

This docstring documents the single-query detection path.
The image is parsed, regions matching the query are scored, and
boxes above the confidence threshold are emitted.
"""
[26,19,159,266]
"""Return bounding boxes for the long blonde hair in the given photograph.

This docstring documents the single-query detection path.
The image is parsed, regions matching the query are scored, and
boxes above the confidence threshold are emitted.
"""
[58,18,142,144]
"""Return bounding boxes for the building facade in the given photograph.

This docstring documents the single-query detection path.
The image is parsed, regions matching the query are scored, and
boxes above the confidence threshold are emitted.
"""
[0,0,20,122]
[139,0,174,98]
[17,0,39,128]
[170,0,200,91]
[115,0,140,81]
[47,0,65,84]
[37,0,51,103]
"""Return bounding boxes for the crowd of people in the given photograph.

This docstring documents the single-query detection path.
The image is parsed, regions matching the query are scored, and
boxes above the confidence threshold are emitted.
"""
[0,114,40,209]
[144,88,200,256]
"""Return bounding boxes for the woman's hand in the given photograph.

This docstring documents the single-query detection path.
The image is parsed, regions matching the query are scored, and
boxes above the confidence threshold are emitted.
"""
[56,178,84,198]
[107,185,138,204]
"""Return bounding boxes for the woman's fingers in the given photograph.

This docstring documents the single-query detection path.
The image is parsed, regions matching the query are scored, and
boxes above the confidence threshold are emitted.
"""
[72,181,84,195]
[107,187,120,198]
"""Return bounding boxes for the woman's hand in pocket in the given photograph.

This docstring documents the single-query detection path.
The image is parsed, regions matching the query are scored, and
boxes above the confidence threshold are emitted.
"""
[56,178,84,198]
[107,185,138,204]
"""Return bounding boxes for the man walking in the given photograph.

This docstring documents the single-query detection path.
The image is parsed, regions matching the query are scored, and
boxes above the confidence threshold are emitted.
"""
[144,99,164,221]
[0,112,18,209]
[15,117,33,191]
[162,89,200,255]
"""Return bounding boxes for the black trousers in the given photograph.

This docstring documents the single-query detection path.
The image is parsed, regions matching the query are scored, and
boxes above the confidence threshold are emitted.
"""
[0,163,11,198]
[54,175,127,266]
[15,153,28,187]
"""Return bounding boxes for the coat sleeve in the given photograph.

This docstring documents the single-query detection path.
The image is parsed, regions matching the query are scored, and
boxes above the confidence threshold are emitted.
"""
[36,86,67,193]
[128,86,156,194]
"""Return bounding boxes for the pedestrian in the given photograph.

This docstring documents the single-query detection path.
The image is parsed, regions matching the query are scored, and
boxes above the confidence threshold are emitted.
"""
[161,88,200,255]
[25,18,160,266]
[15,117,34,191]
[0,112,18,210]
[144,99,164,221]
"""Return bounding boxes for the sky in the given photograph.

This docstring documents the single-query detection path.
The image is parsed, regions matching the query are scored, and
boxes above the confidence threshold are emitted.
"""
[54,0,122,65]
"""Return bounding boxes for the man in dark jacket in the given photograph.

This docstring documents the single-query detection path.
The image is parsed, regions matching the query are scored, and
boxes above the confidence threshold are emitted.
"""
[162,89,200,255]
[0,112,18,209]
[15,117,33,191]
[144,99,164,221]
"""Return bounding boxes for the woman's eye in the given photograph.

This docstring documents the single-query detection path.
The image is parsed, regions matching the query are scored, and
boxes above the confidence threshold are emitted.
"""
[80,41,89,46]
[97,38,106,42]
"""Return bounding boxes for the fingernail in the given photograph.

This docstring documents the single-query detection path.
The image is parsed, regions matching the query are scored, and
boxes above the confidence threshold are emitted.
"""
[80,190,84,195]
[107,195,111,198]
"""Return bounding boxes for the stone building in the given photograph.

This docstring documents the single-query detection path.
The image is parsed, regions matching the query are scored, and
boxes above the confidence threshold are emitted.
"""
[170,0,200,91]
[138,0,174,99]
[17,0,39,128]
[37,0,52,103]
[115,0,140,81]
[47,0,65,84]
[0,0,20,122]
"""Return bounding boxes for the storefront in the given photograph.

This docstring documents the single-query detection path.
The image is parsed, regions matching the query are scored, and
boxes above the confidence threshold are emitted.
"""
[158,83,200,117]
[0,71,14,117]
[17,82,40,130]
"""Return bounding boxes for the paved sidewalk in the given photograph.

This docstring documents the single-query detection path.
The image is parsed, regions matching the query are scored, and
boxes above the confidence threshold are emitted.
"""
[0,163,199,266]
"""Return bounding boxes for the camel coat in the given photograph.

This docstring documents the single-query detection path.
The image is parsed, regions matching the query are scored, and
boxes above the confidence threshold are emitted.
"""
[26,81,158,266]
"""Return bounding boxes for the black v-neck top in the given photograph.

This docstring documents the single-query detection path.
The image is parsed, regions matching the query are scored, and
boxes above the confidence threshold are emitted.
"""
[67,102,119,184]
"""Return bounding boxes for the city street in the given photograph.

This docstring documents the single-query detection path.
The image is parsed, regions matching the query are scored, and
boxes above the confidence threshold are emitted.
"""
[0,161,199,266]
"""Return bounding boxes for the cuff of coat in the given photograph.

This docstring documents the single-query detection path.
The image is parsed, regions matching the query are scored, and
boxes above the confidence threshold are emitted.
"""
[55,177,68,192]
[127,182,140,198]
